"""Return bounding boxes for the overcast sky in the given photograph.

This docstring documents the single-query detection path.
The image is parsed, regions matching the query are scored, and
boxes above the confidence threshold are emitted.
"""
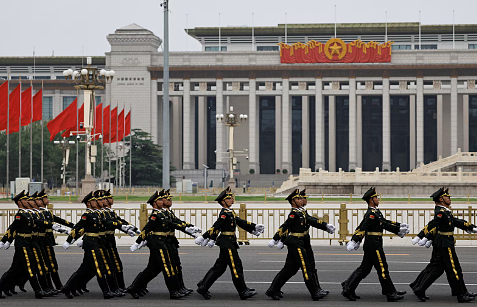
[1,0,476,56]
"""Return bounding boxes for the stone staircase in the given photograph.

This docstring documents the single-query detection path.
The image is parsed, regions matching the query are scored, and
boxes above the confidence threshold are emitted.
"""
[233,174,289,188]
[412,149,477,173]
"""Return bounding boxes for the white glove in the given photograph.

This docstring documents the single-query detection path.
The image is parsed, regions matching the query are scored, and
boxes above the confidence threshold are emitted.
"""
[191,232,199,238]
[418,237,428,246]
[130,243,140,252]
[3,242,10,250]
[63,242,70,250]
[255,224,265,233]
[201,238,210,247]
[185,227,196,235]
[397,224,410,238]
[121,225,130,232]
[71,239,76,244]
[76,240,83,247]
[400,223,409,228]
[425,240,433,248]
[354,241,361,250]
[192,226,202,233]
[268,239,279,248]
[0,242,4,249]
[326,224,335,234]
[195,236,205,245]
[207,240,215,248]
[126,225,135,231]
[471,227,477,234]
[346,241,356,252]
[277,241,284,250]
[139,240,147,249]
[52,224,61,232]
[412,236,420,245]
[127,230,135,237]
[252,230,262,236]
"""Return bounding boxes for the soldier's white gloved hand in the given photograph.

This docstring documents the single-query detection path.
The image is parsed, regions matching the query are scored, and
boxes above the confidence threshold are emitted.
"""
[412,236,420,245]
[276,241,284,249]
[193,226,202,233]
[130,243,140,252]
[326,224,336,234]
[191,232,199,238]
[201,238,210,247]
[252,230,262,236]
[135,229,141,235]
[195,236,205,245]
[418,237,428,246]
[126,225,135,231]
[255,224,265,233]
[346,241,356,252]
[0,242,4,249]
[471,227,477,234]
[268,239,279,248]
[207,240,215,248]
[425,240,433,248]
[63,242,70,250]
[127,230,135,237]
[185,227,196,235]
[121,225,130,232]
[52,224,61,232]
[57,227,69,234]
[3,242,10,250]
[398,224,410,238]
[71,239,76,244]
[76,240,83,247]
[354,241,361,250]
[139,240,147,249]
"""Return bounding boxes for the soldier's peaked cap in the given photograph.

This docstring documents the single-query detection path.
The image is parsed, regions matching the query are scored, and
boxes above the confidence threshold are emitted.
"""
[286,189,301,204]
[362,187,378,201]
[30,191,39,200]
[299,189,308,198]
[147,191,159,204]
[431,187,450,201]
[105,189,113,198]
[37,189,48,198]
[12,190,27,203]
[82,191,95,204]
[215,187,233,202]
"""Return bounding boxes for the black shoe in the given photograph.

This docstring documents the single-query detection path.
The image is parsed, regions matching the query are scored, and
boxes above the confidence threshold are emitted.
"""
[387,293,404,302]
[103,291,115,299]
[71,289,79,297]
[0,293,4,299]
[169,291,184,299]
[240,289,257,300]
[413,290,427,302]
[10,289,17,295]
[19,287,27,293]
[466,292,477,298]
[197,287,211,300]
[265,289,280,300]
[129,292,140,299]
[4,290,12,296]
[247,287,256,292]
[35,291,45,299]
[278,291,284,298]
[182,287,193,295]
[318,289,330,296]
[396,290,407,296]
[114,290,125,297]
[76,288,83,295]
[61,288,74,299]
[458,294,473,303]
[312,292,325,301]
[144,288,149,293]
[81,287,89,293]
[342,290,357,301]
[351,292,361,300]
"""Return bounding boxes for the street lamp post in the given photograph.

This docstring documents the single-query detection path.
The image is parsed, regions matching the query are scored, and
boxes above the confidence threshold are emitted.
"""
[63,57,115,198]
[53,138,75,188]
[216,106,248,188]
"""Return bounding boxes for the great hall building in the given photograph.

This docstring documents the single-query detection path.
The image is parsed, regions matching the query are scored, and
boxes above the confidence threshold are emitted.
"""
[3,22,477,182]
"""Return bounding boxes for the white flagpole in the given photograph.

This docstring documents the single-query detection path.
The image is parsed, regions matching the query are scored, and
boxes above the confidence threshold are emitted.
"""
[6,77,9,197]
[115,101,118,189]
[129,105,132,193]
[19,78,21,178]
[252,13,255,51]
[123,102,126,192]
[453,10,455,50]
[334,6,337,38]
[76,89,78,196]
[219,13,221,51]
[186,14,189,51]
[285,12,288,44]
[41,81,43,186]
[108,99,111,188]
[419,11,421,49]
[30,80,33,180]
[385,11,388,42]
[101,100,103,186]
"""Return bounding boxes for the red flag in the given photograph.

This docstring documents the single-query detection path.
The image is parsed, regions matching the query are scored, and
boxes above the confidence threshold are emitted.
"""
[8,86,20,134]
[93,103,103,141]
[102,105,110,144]
[47,98,77,141]
[20,87,32,126]
[32,89,42,122]
[0,82,8,131]
[112,109,124,142]
[104,107,117,144]
[61,103,84,137]
[125,111,131,136]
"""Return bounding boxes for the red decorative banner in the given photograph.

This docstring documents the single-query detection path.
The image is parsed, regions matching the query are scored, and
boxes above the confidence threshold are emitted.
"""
[279,38,393,64]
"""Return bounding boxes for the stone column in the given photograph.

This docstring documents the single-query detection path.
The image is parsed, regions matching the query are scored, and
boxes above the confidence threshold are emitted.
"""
[182,80,195,169]
[349,78,357,170]
[282,78,292,172]
[463,94,469,152]
[451,77,458,154]
[329,95,336,172]
[410,95,416,170]
[302,96,309,168]
[216,79,226,169]
[198,96,207,167]
[357,95,362,168]
[315,78,324,170]
[416,78,424,167]
[437,95,443,158]
[53,90,61,117]
[248,79,259,173]
[171,97,182,169]
[382,78,391,171]
[275,96,282,172]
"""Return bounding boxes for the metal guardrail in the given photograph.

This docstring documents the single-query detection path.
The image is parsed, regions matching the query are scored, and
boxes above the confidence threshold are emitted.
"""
[1,204,475,244]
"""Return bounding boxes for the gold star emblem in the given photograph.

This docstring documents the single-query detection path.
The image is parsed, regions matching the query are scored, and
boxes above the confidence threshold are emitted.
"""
[329,42,342,55]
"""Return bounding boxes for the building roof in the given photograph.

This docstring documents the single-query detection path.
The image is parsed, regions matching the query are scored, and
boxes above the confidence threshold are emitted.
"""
[0,56,105,66]
[186,22,477,37]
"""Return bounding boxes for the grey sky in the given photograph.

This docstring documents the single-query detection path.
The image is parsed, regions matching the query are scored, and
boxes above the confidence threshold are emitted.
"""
[1,0,475,56]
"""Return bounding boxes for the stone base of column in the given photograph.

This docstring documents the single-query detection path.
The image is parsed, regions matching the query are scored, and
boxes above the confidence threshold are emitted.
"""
[382,162,391,172]
[282,162,292,174]
[348,162,357,171]
[248,162,260,175]
[78,175,96,201]
[315,162,324,171]
[182,162,196,170]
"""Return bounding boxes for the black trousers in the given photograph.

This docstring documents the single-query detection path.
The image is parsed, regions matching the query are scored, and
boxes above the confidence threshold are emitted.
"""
[343,247,396,295]
[417,247,466,296]
[80,245,119,291]
[0,246,43,293]
[199,247,248,294]
[268,245,317,296]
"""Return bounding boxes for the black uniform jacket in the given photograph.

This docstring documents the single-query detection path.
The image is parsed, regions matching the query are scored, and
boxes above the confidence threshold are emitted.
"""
[5,209,53,248]
[136,209,186,249]
[40,207,75,246]
[164,209,195,246]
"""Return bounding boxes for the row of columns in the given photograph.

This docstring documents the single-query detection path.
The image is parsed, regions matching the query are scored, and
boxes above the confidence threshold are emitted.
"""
[179,77,467,173]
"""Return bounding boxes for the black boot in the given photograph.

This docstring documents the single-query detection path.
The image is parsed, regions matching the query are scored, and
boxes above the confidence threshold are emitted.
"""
[458,294,473,303]
[30,277,46,299]
[387,292,405,302]
[413,289,427,302]
[239,289,257,300]
[265,289,281,300]
[178,271,193,295]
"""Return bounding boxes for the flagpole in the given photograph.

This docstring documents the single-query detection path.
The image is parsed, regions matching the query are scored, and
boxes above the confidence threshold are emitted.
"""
[108,99,111,189]
[116,101,118,190]
[101,100,104,187]
[385,11,388,42]
[129,105,132,194]
[123,102,126,192]
[6,77,9,197]
[252,13,255,51]
[334,5,337,38]
[30,80,33,180]
[453,10,455,50]
[419,11,421,49]
[19,78,22,178]
[41,81,44,187]
[219,13,221,51]
[285,12,288,44]
[76,89,79,196]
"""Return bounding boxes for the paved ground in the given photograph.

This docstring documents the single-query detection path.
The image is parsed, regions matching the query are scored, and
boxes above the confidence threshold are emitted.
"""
[1,245,477,306]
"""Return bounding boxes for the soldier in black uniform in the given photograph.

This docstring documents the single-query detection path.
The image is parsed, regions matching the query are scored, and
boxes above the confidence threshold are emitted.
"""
[0,191,57,299]
[61,191,124,299]
[128,190,194,299]
[412,187,477,303]
[341,187,409,302]
[195,187,264,300]
[266,189,335,300]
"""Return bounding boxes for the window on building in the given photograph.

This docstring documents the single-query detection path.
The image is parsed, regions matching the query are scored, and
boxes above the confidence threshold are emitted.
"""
[206,97,216,169]
[309,96,316,171]
[362,96,383,171]
[469,44,477,49]
[424,96,437,164]
[390,96,410,171]
[257,46,279,51]
[43,97,53,120]
[292,97,302,175]
[391,45,411,50]
[414,45,438,50]
[205,46,227,52]
[336,96,349,172]
[259,97,276,174]
[470,96,477,151]
[62,96,76,110]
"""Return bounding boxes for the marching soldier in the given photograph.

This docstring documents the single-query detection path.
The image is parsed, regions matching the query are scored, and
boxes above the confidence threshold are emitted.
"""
[266,189,335,300]
[412,187,477,303]
[265,189,333,301]
[194,187,264,300]
[341,187,409,302]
